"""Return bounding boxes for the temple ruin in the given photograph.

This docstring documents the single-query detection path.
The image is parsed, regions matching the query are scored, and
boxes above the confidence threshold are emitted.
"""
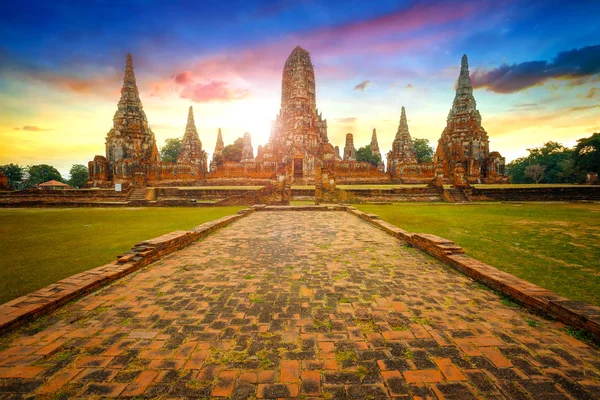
[434,55,506,184]
[214,45,388,184]
[87,50,506,188]
[370,129,385,172]
[386,106,434,182]
[343,133,356,161]
[88,54,208,187]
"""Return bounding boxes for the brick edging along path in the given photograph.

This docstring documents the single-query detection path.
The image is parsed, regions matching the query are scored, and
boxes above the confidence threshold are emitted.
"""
[345,206,600,340]
[0,208,256,334]
[1,203,599,341]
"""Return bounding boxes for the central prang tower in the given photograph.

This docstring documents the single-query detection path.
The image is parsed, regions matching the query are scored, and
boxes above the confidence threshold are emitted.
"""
[258,46,335,179]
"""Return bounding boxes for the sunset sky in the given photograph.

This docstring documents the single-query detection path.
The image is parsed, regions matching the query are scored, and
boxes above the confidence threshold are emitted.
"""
[1,0,599,177]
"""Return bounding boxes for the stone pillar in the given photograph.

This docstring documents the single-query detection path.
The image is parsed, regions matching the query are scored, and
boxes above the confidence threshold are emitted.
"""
[314,162,323,205]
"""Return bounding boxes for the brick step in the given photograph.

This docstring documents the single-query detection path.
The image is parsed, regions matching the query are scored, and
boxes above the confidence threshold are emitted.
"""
[126,189,147,201]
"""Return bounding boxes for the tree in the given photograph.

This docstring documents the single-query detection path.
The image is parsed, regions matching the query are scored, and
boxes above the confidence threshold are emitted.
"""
[0,164,24,189]
[524,164,544,184]
[356,145,381,166]
[222,137,245,163]
[507,157,527,183]
[68,164,88,188]
[213,154,224,167]
[508,141,582,183]
[27,164,62,186]
[573,132,600,174]
[160,138,182,163]
[413,138,434,163]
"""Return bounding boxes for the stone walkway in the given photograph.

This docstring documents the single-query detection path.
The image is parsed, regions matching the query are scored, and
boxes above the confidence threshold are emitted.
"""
[1,211,599,399]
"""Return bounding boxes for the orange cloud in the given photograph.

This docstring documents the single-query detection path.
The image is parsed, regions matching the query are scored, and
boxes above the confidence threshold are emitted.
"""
[174,71,193,85]
[584,87,599,99]
[15,126,53,131]
[335,117,357,123]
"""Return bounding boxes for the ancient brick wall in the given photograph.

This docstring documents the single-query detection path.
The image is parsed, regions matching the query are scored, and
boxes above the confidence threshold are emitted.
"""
[470,186,600,201]
[209,162,278,179]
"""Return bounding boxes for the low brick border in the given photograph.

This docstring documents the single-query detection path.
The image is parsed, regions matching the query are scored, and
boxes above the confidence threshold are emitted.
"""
[0,207,255,334]
[345,206,600,339]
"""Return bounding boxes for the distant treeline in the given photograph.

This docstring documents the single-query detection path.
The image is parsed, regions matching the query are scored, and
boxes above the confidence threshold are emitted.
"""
[507,132,599,184]
[0,164,88,189]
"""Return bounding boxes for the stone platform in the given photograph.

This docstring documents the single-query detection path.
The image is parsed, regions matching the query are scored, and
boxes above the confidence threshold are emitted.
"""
[0,211,599,399]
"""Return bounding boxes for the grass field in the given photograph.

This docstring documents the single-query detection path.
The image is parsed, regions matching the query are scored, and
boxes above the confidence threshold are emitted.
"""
[356,203,600,306]
[0,206,243,304]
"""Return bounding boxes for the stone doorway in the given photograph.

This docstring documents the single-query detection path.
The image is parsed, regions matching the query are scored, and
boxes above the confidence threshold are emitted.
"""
[293,158,303,178]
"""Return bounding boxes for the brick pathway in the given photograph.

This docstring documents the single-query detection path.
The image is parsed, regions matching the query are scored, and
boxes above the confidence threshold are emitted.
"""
[1,211,599,399]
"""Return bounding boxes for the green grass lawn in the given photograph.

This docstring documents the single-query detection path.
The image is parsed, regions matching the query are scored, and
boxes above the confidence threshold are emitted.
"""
[0,206,243,304]
[356,203,600,306]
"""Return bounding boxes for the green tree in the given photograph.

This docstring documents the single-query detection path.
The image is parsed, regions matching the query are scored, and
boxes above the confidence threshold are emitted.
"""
[27,164,63,186]
[68,164,88,188]
[222,137,244,162]
[356,145,381,166]
[413,138,434,163]
[507,157,527,183]
[0,164,24,189]
[508,141,583,183]
[573,132,600,174]
[160,138,182,163]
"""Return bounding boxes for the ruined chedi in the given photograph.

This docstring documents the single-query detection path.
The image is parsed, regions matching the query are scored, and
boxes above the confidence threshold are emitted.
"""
[343,133,357,161]
[370,128,385,172]
[434,55,506,184]
[177,106,206,164]
[104,54,159,177]
[209,128,225,172]
[387,106,417,176]
[240,132,254,163]
[88,54,208,186]
[257,46,337,178]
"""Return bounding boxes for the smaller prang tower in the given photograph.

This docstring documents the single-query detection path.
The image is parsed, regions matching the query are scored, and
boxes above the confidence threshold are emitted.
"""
[434,54,505,183]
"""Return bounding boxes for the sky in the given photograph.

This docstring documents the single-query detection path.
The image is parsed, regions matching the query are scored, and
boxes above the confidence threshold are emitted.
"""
[0,0,599,177]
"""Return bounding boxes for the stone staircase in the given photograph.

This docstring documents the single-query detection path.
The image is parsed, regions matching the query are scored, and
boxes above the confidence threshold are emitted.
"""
[126,188,147,202]
[445,188,470,203]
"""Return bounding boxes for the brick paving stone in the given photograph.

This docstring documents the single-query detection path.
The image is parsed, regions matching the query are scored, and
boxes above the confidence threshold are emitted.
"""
[37,368,82,394]
[404,369,445,383]
[0,211,599,399]
[120,370,159,396]
[0,366,44,379]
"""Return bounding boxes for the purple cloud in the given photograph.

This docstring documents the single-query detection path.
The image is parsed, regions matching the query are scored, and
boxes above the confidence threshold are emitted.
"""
[353,80,371,92]
[471,44,600,93]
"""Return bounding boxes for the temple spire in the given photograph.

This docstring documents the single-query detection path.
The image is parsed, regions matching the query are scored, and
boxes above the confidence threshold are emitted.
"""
[396,106,409,139]
[370,128,384,171]
[177,105,203,164]
[370,128,381,158]
[450,53,478,117]
[123,53,137,90]
[186,106,195,128]
[389,106,417,164]
[241,132,254,163]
